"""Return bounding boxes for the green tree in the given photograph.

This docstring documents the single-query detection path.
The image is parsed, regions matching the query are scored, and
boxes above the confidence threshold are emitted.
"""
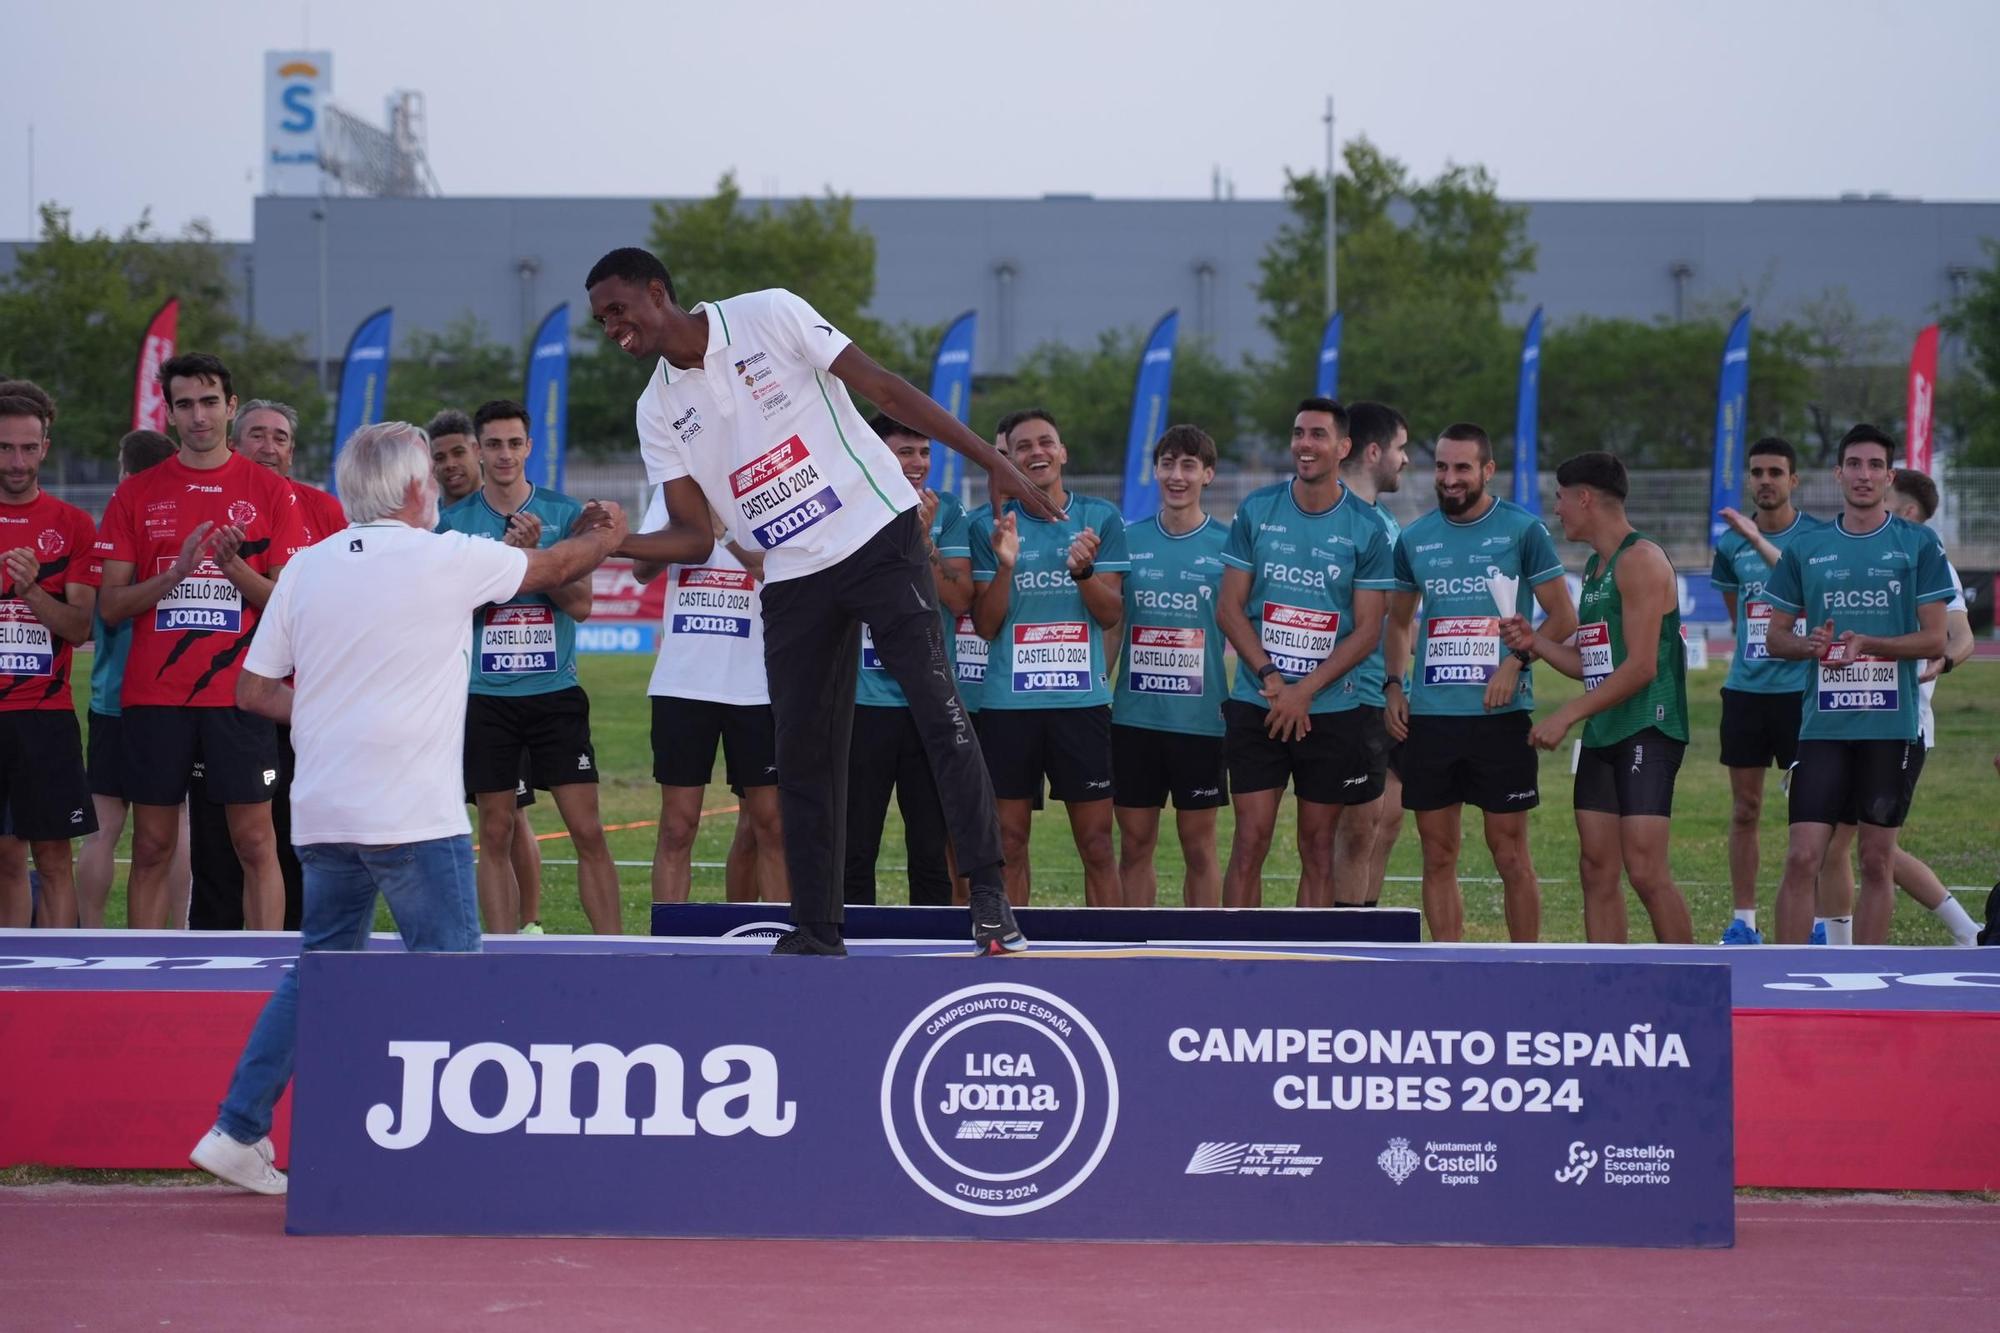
[0,205,323,478]
[1538,314,1816,468]
[390,316,522,436]
[1249,139,1535,442]
[1942,239,2000,465]
[970,329,1248,475]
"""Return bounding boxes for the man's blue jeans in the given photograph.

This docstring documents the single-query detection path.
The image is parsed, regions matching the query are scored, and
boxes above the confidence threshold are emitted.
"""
[215,836,480,1144]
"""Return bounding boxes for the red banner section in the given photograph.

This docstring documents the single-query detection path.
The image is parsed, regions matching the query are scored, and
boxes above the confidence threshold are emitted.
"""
[130,297,179,433]
[589,557,665,623]
[1907,323,1939,476]
[3,991,1995,1190]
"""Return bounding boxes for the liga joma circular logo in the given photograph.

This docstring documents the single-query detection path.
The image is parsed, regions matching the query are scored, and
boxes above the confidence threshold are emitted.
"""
[880,982,1118,1217]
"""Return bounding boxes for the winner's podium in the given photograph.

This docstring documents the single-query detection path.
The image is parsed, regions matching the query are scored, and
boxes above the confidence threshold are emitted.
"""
[285,949,1735,1247]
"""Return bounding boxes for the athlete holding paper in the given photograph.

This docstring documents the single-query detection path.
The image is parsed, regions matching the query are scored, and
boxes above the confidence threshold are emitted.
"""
[1386,423,1573,941]
[1499,451,1692,943]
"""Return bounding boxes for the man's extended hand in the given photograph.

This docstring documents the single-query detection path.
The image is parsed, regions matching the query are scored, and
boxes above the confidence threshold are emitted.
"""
[1483,658,1522,712]
[505,510,544,549]
[1262,677,1313,743]
[988,456,1063,521]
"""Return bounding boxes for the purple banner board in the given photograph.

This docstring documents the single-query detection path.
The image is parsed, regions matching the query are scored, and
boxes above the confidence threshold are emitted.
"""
[287,954,1733,1246]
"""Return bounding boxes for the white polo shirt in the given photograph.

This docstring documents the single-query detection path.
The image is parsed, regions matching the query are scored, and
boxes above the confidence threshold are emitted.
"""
[639,486,770,706]
[634,287,914,583]
[1917,560,1966,750]
[245,523,528,846]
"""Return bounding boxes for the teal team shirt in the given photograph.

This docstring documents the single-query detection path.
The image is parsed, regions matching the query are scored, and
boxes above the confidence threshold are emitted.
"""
[437,485,586,697]
[1355,497,1402,706]
[1709,512,1823,695]
[856,490,970,708]
[969,493,1130,711]
[89,609,131,717]
[1222,480,1396,716]
[1762,513,1954,741]
[1111,513,1229,736]
[1391,498,1566,717]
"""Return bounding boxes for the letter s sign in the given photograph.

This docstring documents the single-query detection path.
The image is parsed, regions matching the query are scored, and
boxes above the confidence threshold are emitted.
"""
[281,84,315,132]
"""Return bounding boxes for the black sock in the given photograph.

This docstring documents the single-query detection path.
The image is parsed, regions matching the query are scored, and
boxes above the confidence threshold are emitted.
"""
[967,864,1005,896]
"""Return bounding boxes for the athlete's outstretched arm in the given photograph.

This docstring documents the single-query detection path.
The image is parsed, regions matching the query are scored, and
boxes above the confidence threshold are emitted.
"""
[828,345,1060,522]
[617,478,714,569]
[236,669,293,724]
[523,502,628,596]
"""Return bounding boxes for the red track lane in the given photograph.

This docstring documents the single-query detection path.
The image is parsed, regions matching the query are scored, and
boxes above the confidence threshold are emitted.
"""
[2,1188,1993,1332]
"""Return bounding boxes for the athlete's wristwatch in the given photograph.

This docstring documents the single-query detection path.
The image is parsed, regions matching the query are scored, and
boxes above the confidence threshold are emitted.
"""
[1069,563,1095,582]
[1512,649,1534,667]
[1255,663,1282,682]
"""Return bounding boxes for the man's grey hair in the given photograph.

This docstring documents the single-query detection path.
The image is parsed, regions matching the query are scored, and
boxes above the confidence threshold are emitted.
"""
[231,399,299,443]
[337,422,433,524]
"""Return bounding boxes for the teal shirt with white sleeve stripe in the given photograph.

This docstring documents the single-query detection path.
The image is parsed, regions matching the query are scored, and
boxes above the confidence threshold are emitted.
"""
[437,485,585,697]
[1221,480,1396,715]
[856,490,970,708]
[1762,512,1954,741]
[969,494,1130,711]
[1112,513,1229,736]
[1391,498,1565,717]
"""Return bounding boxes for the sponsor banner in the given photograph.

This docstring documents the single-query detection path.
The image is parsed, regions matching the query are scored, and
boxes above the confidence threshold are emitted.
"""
[586,559,668,623]
[1119,310,1180,522]
[1314,310,1342,400]
[130,297,178,432]
[1513,306,1543,515]
[524,304,570,493]
[925,310,977,496]
[1708,309,1752,548]
[330,307,394,486]
[575,623,657,655]
[286,955,1734,1244]
[264,51,330,196]
[1907,324,1939,478]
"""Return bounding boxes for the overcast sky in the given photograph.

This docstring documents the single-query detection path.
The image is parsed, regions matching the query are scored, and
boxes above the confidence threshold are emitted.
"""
[6,0,1998,240]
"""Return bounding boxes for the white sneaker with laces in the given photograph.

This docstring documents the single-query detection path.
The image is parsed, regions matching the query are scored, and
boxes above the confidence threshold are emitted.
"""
[190,1126,288,1195]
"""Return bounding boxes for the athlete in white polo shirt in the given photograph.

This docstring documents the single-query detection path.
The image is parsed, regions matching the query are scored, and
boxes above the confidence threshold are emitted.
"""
[587,247,1056,956]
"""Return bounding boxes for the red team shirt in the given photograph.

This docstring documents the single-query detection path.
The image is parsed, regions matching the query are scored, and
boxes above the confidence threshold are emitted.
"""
[291,479,348,546]
[96,451,307,709]
[0,490,98,712]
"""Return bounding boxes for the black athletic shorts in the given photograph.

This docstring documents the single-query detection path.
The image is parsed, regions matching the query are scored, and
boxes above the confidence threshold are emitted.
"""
[86,710,126,800]
[0,710,97,840]
[1111,723,1227,811]
[976,705,1113,803]
[1573,726,1684,818]
[466,754,539,809]
[1222,701,1388,805]
[1719,688,1804,771]
[652,695,778,789]
[1788,737,1926,829]
[464,686,598,796]
[1400,711,1540,814]
[121,704,277,806]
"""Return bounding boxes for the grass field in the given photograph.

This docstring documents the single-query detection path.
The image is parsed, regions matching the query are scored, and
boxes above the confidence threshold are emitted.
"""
[81,656,2000,944]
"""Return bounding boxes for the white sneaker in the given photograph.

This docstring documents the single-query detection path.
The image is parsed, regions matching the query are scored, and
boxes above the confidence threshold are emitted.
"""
[190,1126,288,1195]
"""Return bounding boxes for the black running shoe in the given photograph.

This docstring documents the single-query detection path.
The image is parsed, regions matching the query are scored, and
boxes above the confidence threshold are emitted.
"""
[970,888,1027,956]
[770,926,847,957]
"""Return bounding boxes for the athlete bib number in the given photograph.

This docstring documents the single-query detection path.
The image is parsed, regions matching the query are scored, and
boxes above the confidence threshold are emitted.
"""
[1423,616,1501,686]
[1261,603,1337,678]
[670,566,755,638]
[955,614,987,688]
[1011,621,1090,694]
[1743,602,1803,662]
[1817,644,1897,712]
[0,601,52,676]
[1577,622,1613,691]
[1127,624,1204,696]
[154,557,242,634]
[481,604,557,675]
[729,435,844,550]
[861,624,884,671]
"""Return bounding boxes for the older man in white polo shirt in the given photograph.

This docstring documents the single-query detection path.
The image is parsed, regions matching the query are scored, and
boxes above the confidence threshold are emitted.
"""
[586,247,1056,957]
[189,420,627,1195]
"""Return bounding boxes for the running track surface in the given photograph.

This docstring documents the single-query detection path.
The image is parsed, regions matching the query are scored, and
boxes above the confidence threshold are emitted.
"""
[3,1187,1992,1331]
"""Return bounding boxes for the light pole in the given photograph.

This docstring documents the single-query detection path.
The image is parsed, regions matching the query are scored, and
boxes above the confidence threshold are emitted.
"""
[1323,95,1337,319]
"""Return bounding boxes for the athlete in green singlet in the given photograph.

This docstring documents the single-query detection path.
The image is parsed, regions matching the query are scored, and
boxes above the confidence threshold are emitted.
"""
[1499,451,1693,943]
